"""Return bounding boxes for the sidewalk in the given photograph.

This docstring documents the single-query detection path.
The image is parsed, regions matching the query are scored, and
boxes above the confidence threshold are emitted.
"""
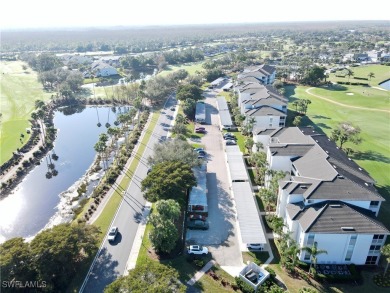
[124,201,152,274]
[187,260,216,286]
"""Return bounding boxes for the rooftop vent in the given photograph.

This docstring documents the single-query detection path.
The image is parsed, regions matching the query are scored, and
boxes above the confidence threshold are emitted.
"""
[333,165,337,169]
[330,204,341,208]
[341,227,355,231]
[337,175,344,179]
[301,186,308,189]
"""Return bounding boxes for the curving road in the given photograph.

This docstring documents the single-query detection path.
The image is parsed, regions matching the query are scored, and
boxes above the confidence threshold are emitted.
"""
[80,95,177,293]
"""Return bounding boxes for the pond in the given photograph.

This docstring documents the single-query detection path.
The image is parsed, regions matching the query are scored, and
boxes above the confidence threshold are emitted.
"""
[0,105,129,243]
[379,79,390,90]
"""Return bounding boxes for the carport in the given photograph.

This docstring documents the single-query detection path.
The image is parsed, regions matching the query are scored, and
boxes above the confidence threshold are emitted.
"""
[216,96,233,129]
[231,182,266,248]
[188,164,208,213]
[225,146,248,182]
[225,146,266,249]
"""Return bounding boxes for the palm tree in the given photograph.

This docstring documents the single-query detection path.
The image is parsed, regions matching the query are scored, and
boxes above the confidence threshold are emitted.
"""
[368,72,375,85]
[381,244,390,276]
[346,68,354,83]
[287,243,302,268]
[292,101,299,112]
[302,242,328,275]
[94,140,107,170]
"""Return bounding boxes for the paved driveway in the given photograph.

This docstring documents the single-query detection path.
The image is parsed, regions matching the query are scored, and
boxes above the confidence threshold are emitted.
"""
[186,93,243,267]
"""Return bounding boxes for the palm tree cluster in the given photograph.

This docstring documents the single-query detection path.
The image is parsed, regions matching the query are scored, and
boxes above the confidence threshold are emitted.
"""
[292,99,312,115]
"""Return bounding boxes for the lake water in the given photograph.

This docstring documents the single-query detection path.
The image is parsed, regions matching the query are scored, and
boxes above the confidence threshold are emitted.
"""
[0,105,127,243]
[379,79,390,90]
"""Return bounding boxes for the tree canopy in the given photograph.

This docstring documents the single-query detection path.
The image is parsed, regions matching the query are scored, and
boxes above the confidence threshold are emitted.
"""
[141,161,196,204]
[301,66,326,86]
[104,260,185,293]
[0,224,100,292]
[176,84,202,101]
[148,139,200,168]
[330,122,362,150]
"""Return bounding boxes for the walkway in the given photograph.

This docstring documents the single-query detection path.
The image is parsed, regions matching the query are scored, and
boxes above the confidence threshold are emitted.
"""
[1,126,45,184]
[305,87,390,113]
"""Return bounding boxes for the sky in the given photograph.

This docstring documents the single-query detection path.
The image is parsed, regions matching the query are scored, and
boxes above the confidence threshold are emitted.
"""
[1,0,389,30]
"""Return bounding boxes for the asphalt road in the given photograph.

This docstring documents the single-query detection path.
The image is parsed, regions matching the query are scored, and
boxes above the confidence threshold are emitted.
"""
[81,95,177,293]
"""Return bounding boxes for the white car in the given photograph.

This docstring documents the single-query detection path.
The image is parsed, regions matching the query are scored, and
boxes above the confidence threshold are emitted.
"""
[107,226,118,242]
[247,243,263,251]
[187,245,208,255]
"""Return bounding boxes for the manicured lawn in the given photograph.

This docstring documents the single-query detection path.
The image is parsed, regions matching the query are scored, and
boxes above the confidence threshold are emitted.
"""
[329,64,390,86]
[242,250,270,265]
[0,61,52,164]
[307,85,389,110]
[158,62,205,77]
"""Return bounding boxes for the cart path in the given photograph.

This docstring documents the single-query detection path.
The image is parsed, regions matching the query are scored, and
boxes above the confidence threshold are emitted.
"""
[305,87,390,114]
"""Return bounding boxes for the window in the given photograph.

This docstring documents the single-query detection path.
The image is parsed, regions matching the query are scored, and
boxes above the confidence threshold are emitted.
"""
[372,234,385,244]
[370,201,379,207]
[365,256,378,265]
[369,245,382,254]
[345,235,357,261]
[304,235,315,260]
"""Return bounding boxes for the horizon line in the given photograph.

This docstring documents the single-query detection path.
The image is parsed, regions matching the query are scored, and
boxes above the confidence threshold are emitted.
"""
[2,19,389,32]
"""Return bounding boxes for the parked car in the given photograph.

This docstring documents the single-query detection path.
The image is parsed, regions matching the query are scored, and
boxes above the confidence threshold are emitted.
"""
[187,245,209,255]
[223,132,234,138]
[195,126,205,131]
[170,106,175,111]
[107,226,118,242]
[187,219,209,230]
[223,135,236,140]
[225,140,237,146]
[147,168,152,175]
[195,128,206,133]
[221,125,232,131]
[247,243,263,251]
[198,154,206,159]
[197,150,206,156]
[194,148,204,152]
[188,214,207,221]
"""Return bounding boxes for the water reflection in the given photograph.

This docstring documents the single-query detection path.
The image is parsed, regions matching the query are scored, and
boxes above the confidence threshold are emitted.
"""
[0,106,128,242]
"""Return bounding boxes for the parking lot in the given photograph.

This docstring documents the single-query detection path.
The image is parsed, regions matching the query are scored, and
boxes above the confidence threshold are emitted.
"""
[185,90,243,267]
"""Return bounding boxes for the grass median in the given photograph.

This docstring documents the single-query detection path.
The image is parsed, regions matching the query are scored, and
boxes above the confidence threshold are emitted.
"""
[92,112,159,237]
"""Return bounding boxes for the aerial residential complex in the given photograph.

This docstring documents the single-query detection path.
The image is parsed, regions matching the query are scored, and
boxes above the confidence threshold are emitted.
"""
[235,65,288,129]
[252,126,388,265]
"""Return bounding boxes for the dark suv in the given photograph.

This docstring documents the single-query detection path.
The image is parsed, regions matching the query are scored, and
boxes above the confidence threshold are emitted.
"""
[187,219,209,230]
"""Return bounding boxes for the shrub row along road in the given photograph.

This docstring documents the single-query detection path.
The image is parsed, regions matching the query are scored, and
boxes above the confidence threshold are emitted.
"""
[80,96,177,293]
